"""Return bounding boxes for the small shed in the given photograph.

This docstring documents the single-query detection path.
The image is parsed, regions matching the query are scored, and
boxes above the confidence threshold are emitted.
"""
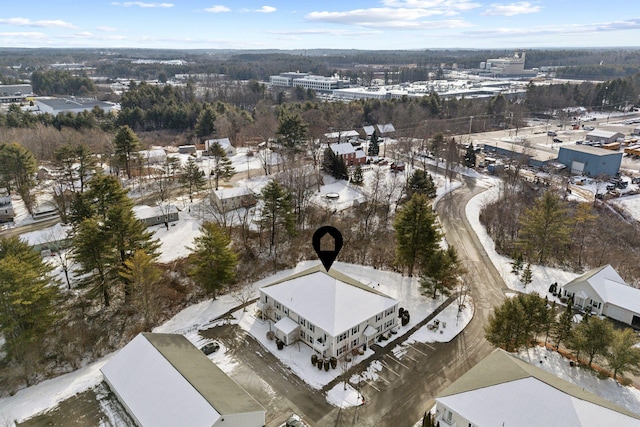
[178,145,197,155]
[0,196,15,223]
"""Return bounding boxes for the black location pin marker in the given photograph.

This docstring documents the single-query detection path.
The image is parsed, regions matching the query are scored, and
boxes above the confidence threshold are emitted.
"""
[312,226,343,272]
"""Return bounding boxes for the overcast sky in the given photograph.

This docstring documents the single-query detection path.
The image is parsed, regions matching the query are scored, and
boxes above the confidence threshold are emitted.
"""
[1,0,639,50]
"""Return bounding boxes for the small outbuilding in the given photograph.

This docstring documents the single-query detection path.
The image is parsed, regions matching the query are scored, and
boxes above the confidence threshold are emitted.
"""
[101,333,266,427]
[557,145,622,177]
[585,130,624,144]
[561,265,640,327]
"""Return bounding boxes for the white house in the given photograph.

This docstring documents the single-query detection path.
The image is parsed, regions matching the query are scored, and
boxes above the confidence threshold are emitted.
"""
[435,349,640,427]
[205,138,235,156]
[133,204,179,227]
[101,333,266,427]
[211,187,256,211]
[258,265,399,358]
[561,265,640,327]
[376,123,396,135]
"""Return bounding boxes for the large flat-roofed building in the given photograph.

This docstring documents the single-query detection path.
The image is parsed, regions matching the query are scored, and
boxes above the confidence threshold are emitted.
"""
[270,72,350,92]
[101,333,266,427]
[0,84,33,103]
[480,51,533,76]
[35,97,116,115]
[557,145,622,177]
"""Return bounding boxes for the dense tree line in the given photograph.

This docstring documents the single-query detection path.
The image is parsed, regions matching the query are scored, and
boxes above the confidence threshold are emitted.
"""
[31,70,97,96]
[480,187,640,280]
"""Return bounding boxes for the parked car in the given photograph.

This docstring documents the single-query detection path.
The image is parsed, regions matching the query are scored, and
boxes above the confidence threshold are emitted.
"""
[575,140,584,144]
[547,131,557,137]
[553,138,562,143]
[632,177,640,184]
[200,341,220,355]
[583,125,595,131]
[390,161,405,172]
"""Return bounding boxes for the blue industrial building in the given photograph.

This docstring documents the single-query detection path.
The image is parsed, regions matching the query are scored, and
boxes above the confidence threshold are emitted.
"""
[557,145,622,177]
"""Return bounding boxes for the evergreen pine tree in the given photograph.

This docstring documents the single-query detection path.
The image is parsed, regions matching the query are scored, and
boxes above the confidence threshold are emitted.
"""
[351,164,364,186]
[209,142,235,190]
[394,193,442,277]
[181,157,207,201]
[463,143,477,168]
[368,130,380,156]
[189,222,238,298]
[521,263,533,288]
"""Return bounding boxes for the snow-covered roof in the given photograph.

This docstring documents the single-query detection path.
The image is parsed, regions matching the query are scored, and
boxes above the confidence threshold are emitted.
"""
[137,149,166,158]
[330,142,356,156]
[213,187,254,200]
[355,150,366,160]
[376,123,395,134]
[101,333,265,427]
[437,349,640,427]
[363,125,375,136]
[563,265,640,314]
[260,265,397,336]
[206,137,233,149]
[133,204,178,219]
[586,129,624,139]
[324,130,360,139]
[274,316,299,335]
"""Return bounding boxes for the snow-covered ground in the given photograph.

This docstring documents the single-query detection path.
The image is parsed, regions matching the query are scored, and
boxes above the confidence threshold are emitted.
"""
[4,140,640,423]
[518,346,640,416]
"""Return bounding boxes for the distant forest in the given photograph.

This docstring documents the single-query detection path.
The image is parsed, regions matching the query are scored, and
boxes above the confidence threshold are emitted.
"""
[2,47,640,83]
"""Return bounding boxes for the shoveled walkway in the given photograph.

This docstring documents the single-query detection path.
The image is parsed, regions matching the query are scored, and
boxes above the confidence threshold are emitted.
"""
[320,292,461,393]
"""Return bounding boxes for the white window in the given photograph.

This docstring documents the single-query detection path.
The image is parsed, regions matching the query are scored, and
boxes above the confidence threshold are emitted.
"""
[376,314,382,322]
[300,317,306,327]
[337,332,348,343]
[352,338,359,347]
[352,325,360,335]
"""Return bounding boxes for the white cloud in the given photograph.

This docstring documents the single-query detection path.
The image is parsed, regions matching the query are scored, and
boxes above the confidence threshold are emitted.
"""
[242,6,278,13]
[381,0,480,11]
[0,31,47,39]
[111,2,173,7]
[0,17,76,29]
[59,31,94,39]
[306,8,463,28]
[204,5,231,13]
[96,26,118,32]
[269,28,379,36]
[482,2,541,16]
[463,18,640,38]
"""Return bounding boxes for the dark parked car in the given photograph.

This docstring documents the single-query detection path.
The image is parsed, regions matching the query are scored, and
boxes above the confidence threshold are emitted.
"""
[553,138,562,143]
[200,341,220,355]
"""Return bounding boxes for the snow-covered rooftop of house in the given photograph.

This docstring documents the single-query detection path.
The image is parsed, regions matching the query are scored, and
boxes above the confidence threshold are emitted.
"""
[376,123,395,134]
[437,349,640,427]
[363,125,375,136]
[100,333,264,427]
[206,137,232,149]
[137,148,166,158]
[213,186,254,200]
[563,265,640,313]
[330,142,356,156]
[260,266,397,336]
[324,130,360,139]
[132,204,178,219]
